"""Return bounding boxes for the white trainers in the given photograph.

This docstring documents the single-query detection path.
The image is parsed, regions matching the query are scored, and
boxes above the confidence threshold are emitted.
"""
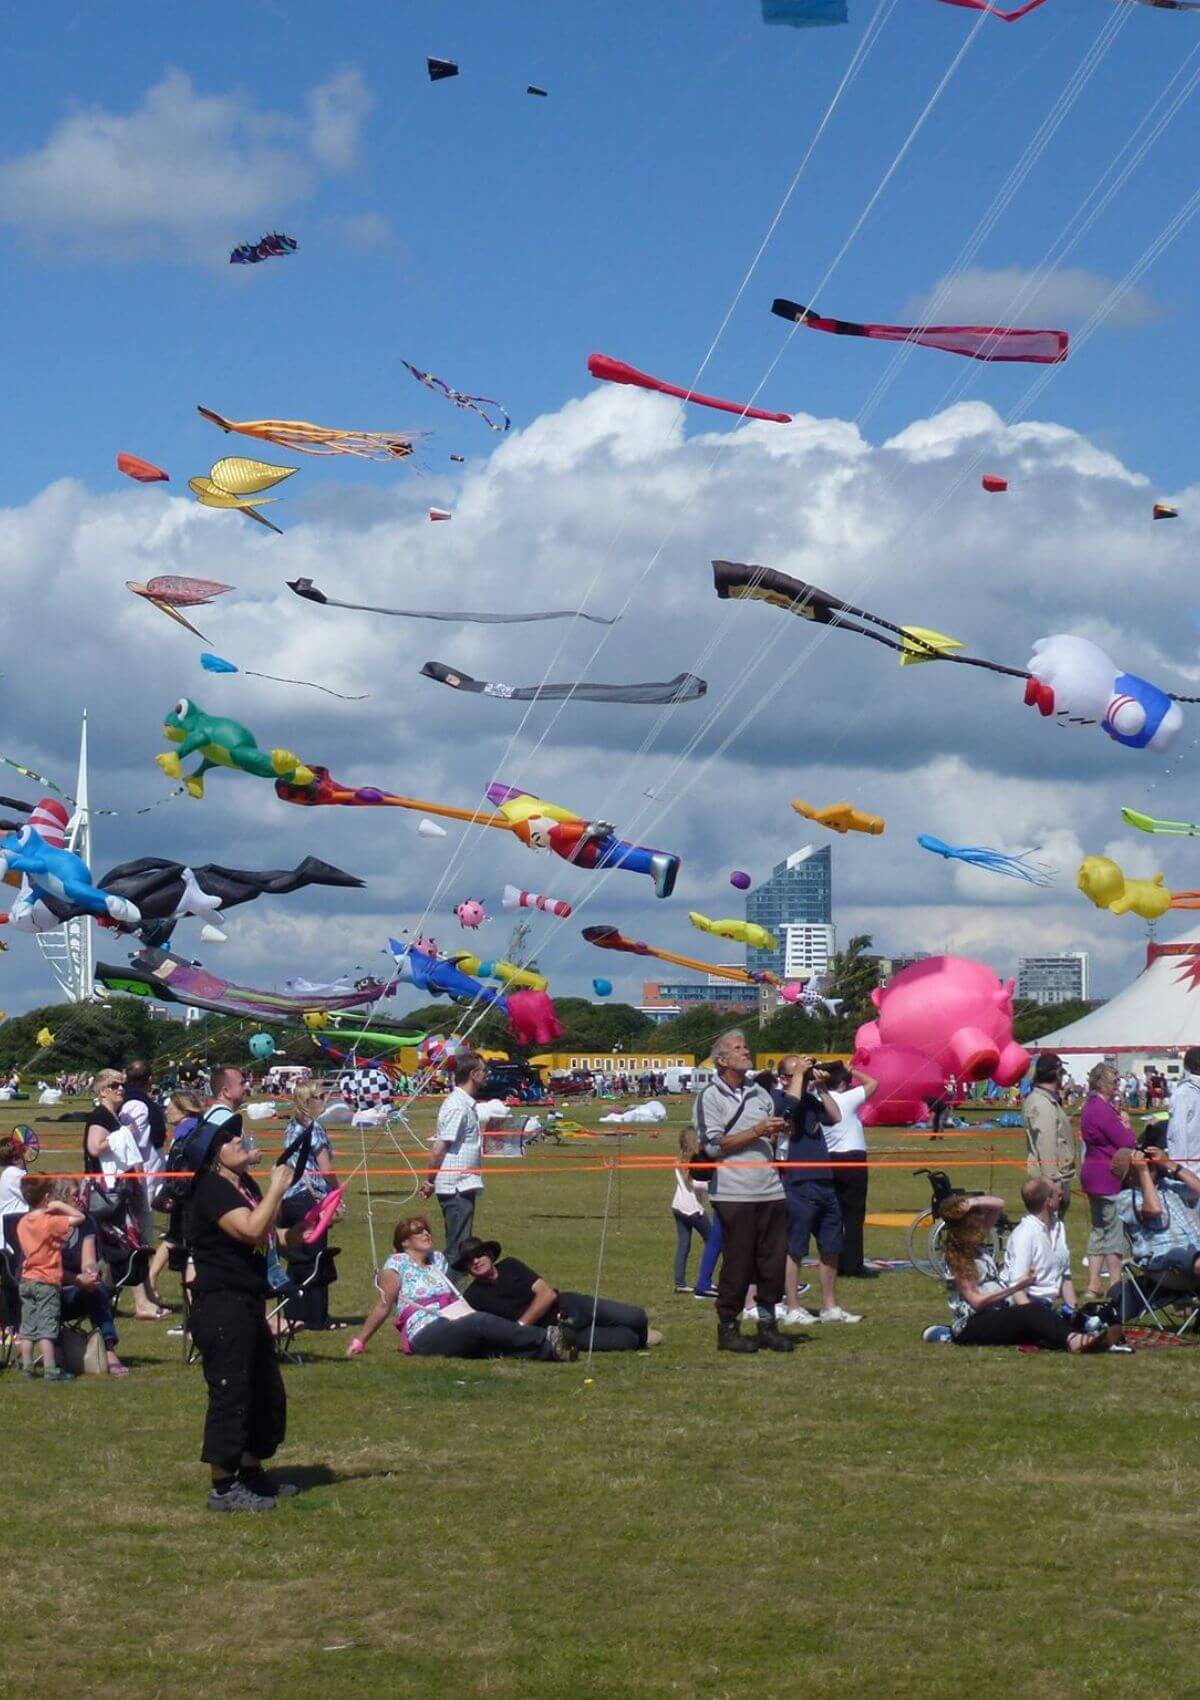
[782,1307,819,1325]
[774,1286,811,1318]
[820,1306,862,1324]
[741,1306,759,1322]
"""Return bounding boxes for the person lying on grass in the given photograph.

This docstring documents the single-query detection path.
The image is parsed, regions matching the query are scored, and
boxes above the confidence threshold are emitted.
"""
[939,1194,1121,1353]
[346,1215,577,1362]
[453,1235,662,1352]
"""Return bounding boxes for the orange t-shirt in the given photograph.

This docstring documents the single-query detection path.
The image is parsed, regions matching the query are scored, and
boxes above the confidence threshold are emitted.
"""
[16,1211,73,1286]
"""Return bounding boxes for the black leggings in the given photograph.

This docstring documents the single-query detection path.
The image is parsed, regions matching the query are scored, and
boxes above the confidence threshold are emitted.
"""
[953,1305,1075,1349]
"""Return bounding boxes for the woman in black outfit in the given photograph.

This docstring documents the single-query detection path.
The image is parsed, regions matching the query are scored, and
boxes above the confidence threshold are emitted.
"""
[182,1112,298,1513]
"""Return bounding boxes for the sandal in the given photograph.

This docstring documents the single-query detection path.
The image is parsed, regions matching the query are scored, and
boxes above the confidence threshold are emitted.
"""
[107,1362,131,1377]
[134,1308,170,1321]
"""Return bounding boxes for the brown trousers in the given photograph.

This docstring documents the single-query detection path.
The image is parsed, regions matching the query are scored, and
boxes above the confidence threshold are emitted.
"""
[713,1198,789,1326]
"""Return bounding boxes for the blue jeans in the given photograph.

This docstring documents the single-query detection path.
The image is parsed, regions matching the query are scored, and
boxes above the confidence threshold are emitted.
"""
[556,1291,648,1352]
[61,1282,118,1347]
[673,1210,710,1287]
[696,1209,723,1291]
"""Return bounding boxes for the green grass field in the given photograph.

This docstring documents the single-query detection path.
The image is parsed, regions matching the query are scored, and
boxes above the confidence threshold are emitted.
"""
[8,1098,1198,1700]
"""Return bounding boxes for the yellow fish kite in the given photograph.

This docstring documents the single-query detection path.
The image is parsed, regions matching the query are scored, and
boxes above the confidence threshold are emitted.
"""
[792,800,885,836]
[689,913,776,951]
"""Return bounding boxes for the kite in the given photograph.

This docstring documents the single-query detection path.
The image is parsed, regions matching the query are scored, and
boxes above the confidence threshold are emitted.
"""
[729,870,752,890]
[527,85,548,96]
[713,560,1196,752]
[420,661,707,705]
[429,508,452,523]
[0,827,140,933]
[275,769,682,897]
[1154,503,1179,520]
[1121,807,1200,836]
[455,899,487,929]
[449,952,548,993]
[389,939,508,1016]
[450,454,466,463]
[419,819,448,839]
[502,884,572,918]
[288,576,616,626]
[200,653,367,702]
[1077,855,1200,922]
[779,976,843,1015]
[762,0,847,23]
[198,406,421,463]
[582,924,776,984]
[689,913,777,951]
[126,576,234,642]
[156,698,315,798]
[771,299,1068,364]
[982,474,1008,493]
[189,457,295,535]
[98,946,395,1023]
[65,855,362,947]
[230,232,297,265]
[587,353,792,424]
[117,454,168,484]
[792,800,885,835]
[917,835,1054,887]
[35,1027,54,1049]
[593,978,613,997]
[933,0,1048,18]
[428,57,459,80]
[402,359,511,433]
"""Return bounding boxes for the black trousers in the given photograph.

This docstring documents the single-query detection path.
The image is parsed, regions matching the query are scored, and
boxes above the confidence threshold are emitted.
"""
[829,1149,869,1275]
[556,1290,648,1352]
[952,1305,1074,1349]
[190,1289,287,1472]
[713,1199,789,1326]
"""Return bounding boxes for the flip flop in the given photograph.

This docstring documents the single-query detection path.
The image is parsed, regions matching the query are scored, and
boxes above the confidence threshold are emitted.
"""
[301,1185,345,1246]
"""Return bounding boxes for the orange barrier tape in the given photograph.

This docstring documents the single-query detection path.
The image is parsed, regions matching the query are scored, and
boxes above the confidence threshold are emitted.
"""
[42,1154,1024,1180]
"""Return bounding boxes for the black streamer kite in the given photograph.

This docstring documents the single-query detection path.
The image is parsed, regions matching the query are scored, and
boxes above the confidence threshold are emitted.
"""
[288,578,617,626]
[419,662,707,705]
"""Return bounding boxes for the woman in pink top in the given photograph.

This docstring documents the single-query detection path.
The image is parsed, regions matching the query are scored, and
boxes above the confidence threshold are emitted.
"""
[1079,1061,1135,1300]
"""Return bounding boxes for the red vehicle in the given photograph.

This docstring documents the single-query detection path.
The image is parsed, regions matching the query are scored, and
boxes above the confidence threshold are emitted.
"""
[546,1070,594,1099]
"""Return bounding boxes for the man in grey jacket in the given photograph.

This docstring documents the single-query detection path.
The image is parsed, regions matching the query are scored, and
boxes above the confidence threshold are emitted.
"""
[696,1029,792,1354]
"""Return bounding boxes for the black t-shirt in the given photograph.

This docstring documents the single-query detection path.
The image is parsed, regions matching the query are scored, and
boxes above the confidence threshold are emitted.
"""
[465,1257,550,1323]
[183,1171,268,1297]
[61,1213,102,1280]
[775,1086,837,1185]
[83,1105,120,1175]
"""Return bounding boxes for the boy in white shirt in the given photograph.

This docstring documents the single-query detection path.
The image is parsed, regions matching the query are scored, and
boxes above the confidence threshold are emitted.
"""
[1001,1178,1076,1308]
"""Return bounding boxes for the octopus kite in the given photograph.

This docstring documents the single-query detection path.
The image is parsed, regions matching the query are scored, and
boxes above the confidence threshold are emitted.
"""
[198,406,421,463]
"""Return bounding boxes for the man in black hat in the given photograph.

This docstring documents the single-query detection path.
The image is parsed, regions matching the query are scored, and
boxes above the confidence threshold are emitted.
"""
[1023,1052,1076,1214]
[455,1237,660,1352]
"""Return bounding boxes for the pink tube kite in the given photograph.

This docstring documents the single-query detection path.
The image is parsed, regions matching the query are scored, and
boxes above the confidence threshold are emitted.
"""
[934,0,1048,19]
[587,353,791,424]
[772,300,1068,364]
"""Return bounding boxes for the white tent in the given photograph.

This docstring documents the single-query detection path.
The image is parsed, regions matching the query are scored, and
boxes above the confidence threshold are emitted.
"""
[1036,923,1200,1073]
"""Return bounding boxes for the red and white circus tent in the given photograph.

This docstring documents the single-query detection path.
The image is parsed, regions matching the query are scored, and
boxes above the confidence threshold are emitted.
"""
[1036,923,1200,1070]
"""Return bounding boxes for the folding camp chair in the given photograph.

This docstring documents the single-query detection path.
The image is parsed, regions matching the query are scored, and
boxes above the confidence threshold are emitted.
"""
[1118,1257,1200,1338]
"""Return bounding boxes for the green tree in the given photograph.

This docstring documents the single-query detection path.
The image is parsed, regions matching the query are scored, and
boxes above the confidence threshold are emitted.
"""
[1012,998,1094,1043]
[825,934,880,1028]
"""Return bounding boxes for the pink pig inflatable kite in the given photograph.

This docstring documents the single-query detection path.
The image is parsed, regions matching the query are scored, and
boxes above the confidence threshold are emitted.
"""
[851,1044,945,1129]
[854,955,1029,1121]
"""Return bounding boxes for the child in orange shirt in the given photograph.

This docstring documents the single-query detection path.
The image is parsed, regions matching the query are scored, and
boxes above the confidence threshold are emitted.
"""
[16,1177,84,1381]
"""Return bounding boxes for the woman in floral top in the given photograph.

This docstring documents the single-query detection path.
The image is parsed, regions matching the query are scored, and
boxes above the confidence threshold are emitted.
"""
[940,1194,1119,1352]
[345,1215,575,1361]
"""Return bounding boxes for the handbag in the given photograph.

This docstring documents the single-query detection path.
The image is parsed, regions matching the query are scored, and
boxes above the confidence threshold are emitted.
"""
[58,1325,109,1376]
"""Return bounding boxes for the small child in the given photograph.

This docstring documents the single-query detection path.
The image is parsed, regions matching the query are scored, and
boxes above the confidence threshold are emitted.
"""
[16,1176,84,1381]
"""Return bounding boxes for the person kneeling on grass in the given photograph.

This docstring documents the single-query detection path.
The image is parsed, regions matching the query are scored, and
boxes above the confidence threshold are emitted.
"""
[455,1236,661,1352]
[346,1215,577,1363]
[936,1194,1121,1353]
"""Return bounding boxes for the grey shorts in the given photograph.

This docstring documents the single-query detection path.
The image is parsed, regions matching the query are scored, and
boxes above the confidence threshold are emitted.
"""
[19,1280,61,1341]
[1085,1194,1128,1257]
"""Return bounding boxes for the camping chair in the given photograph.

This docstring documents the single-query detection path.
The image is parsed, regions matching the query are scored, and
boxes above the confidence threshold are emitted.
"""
[1117,1256,1200,1338]
[0,1214,22,1368]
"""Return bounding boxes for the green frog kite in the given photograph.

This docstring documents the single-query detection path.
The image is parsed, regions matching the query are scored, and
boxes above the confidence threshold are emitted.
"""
[156,697,316,799]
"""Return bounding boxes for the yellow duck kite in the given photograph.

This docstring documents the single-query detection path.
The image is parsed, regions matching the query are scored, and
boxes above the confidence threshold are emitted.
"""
[1077,855,1200,922]
[689,913,777,951]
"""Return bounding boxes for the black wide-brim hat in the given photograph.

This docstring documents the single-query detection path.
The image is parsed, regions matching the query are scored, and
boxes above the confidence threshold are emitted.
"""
[451,1235,501,1272]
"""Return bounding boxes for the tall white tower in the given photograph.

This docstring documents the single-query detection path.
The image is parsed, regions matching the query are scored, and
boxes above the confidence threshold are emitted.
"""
[35,711,96,1003]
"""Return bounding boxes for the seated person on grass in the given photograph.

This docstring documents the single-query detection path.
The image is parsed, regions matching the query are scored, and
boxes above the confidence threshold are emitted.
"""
[1112,1147,1200,1282]
[455,1236,661,1352]
[1000,1178,1076,1309]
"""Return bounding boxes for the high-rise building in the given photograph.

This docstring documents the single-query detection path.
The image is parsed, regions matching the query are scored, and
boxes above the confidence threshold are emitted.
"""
[745,846,832,978]
[781,923,836,980]
[1018,952,1090,1007]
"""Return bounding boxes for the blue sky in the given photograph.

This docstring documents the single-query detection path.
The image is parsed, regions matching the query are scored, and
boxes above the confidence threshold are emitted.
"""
[1,0,1200,1022]
[4,0,1199,501]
